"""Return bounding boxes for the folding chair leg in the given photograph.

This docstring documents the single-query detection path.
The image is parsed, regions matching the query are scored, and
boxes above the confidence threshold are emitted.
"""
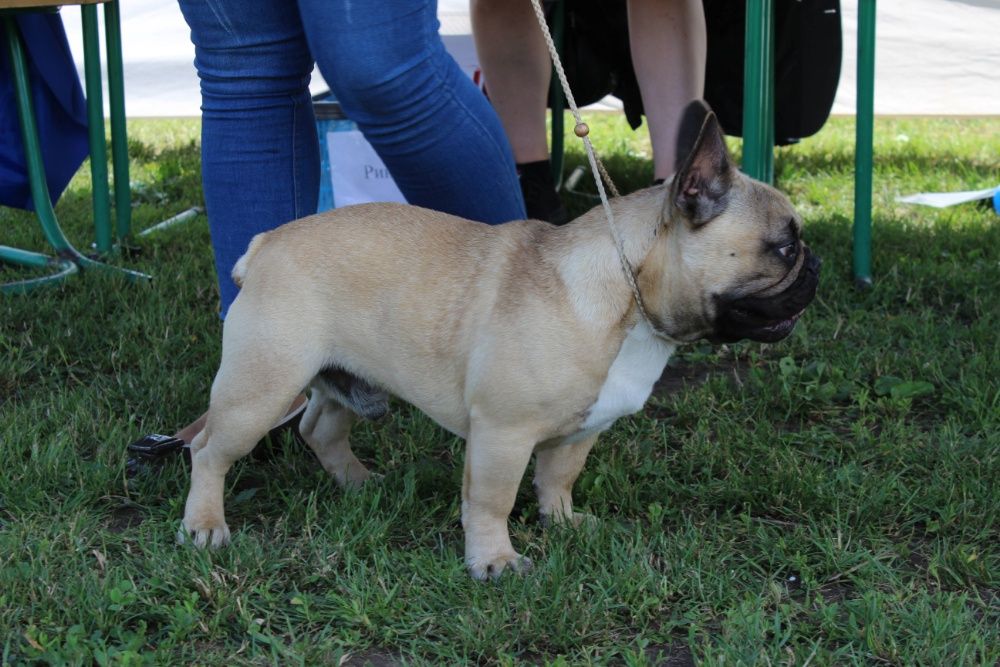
[104,0,131,242]
[81,3,113,255]
[1,15,150,295]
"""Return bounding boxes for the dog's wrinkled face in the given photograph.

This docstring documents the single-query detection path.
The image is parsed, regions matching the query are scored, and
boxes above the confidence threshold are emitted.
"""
[656,101,821,343]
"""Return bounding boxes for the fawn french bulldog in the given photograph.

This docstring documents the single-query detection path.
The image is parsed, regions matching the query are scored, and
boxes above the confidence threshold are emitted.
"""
[179,101,820,579]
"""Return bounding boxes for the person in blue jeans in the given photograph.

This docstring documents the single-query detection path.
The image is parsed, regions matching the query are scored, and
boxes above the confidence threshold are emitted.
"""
[153,0,526,448]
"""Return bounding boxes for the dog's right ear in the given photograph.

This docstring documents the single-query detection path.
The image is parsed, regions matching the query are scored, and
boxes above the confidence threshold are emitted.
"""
[670,100,734,226]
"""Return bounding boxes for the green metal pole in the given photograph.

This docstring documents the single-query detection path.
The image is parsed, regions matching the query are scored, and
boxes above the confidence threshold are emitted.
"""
[104,0,131,241]
[853,0,876,286]
[763,4,775,184]
[742,0,774,183]
[82,3,113,255]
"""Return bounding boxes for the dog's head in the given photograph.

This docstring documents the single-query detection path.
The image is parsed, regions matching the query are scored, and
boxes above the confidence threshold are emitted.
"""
[647,100,820,343]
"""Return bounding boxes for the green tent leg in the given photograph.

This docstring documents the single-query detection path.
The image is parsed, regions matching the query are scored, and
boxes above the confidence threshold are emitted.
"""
[742,0,774,184]
[853,0,877,287]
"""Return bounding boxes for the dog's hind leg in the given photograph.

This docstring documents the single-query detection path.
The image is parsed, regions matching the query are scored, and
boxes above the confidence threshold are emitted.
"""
[299,380,375,489]
[180,309,320,548]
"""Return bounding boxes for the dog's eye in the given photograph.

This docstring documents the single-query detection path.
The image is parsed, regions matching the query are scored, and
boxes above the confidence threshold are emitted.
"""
[776,242,798,260]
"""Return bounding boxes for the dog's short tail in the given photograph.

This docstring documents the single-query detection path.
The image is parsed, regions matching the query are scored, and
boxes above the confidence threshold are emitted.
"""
[231,233,266,288]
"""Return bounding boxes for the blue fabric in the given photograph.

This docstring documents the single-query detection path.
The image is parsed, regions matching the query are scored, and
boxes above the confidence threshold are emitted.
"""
[177,0,526,317]
[0,13,89,211]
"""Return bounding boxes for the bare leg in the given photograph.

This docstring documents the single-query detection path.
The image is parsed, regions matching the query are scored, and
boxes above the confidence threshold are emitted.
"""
[470,0,550,163]
[173,412,207,444]
[627,0,707,179]
[534,435,597,527]
[174,393,306,445]
[298,383,373,489]
[462,423,537,579]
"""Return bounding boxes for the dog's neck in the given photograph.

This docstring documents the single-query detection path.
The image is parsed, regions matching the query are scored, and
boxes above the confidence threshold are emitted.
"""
[547,186,670,333]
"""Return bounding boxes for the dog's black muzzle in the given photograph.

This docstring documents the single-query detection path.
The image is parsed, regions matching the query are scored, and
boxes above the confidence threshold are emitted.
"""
[710,249,821,344]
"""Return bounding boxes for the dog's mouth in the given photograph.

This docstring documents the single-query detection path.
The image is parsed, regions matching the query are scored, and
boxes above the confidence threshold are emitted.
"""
[729,305,804,341]
[709,250,821,344]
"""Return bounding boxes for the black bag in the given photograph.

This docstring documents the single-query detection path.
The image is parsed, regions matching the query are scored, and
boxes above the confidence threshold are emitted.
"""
[547,0,842,145]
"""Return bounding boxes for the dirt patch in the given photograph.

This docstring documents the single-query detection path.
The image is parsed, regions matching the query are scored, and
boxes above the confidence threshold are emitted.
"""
[817,581,856,604]
[653,359,751,397]
[106,504,145,533]
[341,650,400,667]
[646,642,695,666]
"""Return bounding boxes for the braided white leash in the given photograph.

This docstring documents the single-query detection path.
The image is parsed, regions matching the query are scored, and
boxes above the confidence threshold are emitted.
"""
[527,0,679,343]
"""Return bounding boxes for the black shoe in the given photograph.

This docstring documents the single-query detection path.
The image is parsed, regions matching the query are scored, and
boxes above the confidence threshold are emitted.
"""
[518,160,568,225]
[126,434,187,478]
[125,400,308,477]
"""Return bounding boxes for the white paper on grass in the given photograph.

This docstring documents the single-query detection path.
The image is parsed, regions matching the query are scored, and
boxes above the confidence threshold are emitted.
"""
[896,186,999,208]
[325,130,406,208]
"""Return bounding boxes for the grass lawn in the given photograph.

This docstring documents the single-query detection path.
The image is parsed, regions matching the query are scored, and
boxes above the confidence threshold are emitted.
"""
[1,113,998,665]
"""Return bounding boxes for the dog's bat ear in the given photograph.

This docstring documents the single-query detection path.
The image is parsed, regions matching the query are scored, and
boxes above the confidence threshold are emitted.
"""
[671,100,734,226]
[673,100,712,175]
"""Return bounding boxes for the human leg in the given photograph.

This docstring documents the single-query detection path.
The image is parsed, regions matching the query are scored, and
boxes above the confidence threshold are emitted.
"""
[299,0,525,224]
[177,0,318,316]
[154,0,317,450]
[627,0,707,180]
[470,0,565,223]
[470,0,550,164]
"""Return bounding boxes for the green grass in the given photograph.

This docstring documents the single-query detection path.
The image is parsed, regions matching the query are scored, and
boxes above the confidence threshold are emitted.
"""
[1,114,998,665]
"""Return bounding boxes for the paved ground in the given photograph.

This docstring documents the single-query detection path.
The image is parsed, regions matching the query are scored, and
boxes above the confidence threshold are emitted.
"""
[59,0,999,118]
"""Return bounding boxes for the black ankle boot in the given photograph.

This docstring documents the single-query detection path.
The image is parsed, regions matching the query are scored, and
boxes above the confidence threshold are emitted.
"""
[517,160,568,225]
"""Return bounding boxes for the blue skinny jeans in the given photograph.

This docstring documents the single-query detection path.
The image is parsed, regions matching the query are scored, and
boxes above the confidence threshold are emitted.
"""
[177,0,526,315]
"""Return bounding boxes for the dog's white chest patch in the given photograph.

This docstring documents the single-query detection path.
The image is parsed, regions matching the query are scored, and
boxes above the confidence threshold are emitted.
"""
[578,320,675,437]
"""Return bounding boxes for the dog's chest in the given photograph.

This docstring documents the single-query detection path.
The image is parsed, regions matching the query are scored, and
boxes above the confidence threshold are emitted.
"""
[576,321,675,437]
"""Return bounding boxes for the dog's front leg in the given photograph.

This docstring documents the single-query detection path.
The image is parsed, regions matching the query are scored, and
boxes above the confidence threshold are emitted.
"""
[534,434,598,527]
[461,423,536,580]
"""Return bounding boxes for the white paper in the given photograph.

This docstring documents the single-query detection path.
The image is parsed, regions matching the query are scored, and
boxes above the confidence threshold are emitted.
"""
[325,130,407,208]
[896,186,999,208]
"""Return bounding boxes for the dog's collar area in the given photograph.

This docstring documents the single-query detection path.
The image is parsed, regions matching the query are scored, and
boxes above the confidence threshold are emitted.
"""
[627,280,684,345]
[637,299,683,345]
[620,238,683,345]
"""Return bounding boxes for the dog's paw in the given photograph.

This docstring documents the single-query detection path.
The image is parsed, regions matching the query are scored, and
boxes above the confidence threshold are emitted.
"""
[177,520,231,549]
[466,552,533,581]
